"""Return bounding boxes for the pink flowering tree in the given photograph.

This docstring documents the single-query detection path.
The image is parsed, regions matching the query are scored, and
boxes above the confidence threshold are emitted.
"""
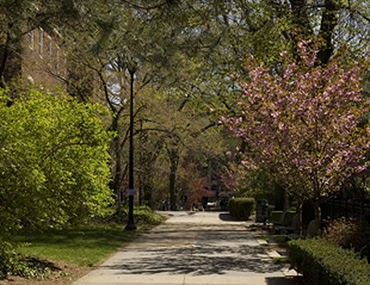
[222,42,370,230]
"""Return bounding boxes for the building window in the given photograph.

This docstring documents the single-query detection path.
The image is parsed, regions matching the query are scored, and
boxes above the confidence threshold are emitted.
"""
[63,53,67,77]
[28,31,34,49]
[38,29,43,56]
[55,47,60,72]
[47,37,52,61]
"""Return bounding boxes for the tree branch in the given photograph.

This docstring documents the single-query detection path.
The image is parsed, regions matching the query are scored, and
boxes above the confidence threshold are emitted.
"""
[119,0,171,10]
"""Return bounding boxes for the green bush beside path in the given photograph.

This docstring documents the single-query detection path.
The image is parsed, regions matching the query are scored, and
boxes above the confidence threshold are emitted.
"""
[289,238,370,285]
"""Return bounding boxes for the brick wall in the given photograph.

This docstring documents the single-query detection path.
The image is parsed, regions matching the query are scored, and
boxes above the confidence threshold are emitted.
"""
[21,28,67,91]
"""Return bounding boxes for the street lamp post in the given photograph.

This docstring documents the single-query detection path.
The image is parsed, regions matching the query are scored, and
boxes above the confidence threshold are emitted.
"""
[125,62,137,231]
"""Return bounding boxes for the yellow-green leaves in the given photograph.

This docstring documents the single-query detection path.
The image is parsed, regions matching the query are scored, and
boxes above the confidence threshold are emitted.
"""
[0,88,113,234]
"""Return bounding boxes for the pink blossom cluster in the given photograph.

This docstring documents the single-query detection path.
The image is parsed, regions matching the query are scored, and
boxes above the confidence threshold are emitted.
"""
[222,44,370,201]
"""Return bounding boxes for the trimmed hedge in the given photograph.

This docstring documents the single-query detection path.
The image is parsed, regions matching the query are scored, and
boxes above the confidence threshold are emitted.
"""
[289,238,370,285]
[228,198,255,220]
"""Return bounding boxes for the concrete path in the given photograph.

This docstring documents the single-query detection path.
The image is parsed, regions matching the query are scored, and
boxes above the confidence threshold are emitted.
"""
[73,212,293,285]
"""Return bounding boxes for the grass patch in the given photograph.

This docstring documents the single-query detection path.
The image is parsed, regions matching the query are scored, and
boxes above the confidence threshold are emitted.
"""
[11,207,164,268]
[0,207,165,280]
[273,256,289,264]
[256,234,287,242]
[269,211,295,223]
[13,223,148,267]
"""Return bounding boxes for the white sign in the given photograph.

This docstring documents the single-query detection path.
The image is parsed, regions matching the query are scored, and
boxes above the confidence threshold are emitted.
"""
[129,188,136,196]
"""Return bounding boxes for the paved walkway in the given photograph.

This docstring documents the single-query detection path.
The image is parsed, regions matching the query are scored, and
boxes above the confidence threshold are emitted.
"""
[73,211,293,285]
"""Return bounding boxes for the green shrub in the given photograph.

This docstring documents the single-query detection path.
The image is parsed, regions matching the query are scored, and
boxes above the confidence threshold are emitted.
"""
[0,240,15,279]
[0,240,54,279]
[269,210,295,224]
[228,198,255,220]
[289,238,370,285]
[0,89,112,234]
[105,205,163,225]
[322,217,370,259]
[134,206,163,225]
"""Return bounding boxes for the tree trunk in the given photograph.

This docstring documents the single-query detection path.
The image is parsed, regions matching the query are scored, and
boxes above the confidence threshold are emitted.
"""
[141,141,163,208]
[317,0,338,64]
[289,0,312,37]
[288,0,337,65]
[0,32,11,88]
[169,172,176,210]
[296,198,304,237]
[143,178,153,207]
[283,188,290,213]
[313,199,321,235]
[110,116,125,205]
[168,148,179,211]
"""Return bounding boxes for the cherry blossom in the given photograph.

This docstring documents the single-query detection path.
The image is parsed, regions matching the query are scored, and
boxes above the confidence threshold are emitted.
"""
[222,43,370,227]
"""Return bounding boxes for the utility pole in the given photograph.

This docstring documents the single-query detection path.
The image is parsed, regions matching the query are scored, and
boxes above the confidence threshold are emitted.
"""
[125,61,137,231]
[139,119,143,206]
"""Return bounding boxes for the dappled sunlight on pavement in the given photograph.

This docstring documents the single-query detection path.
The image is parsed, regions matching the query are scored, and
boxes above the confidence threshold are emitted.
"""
[74,212,293,285]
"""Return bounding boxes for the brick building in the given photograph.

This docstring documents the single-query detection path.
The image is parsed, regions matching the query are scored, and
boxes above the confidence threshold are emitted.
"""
[1,27,101,102]
[0,27,67,91]
[21,28,67,90]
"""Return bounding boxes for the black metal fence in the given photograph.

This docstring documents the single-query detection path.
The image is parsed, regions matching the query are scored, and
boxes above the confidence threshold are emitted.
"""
[321,196,370,222]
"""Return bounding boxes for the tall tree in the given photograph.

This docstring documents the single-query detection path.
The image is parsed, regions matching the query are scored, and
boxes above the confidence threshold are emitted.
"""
[61,0,226,204]
[222,43,369,230]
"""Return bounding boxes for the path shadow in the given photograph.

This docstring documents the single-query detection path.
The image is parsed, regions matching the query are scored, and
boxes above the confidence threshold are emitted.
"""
[134,229,258,246]
[89,213,289,279]
[266,277,293,285]
[218,213,241,222]
[101,244,282,276]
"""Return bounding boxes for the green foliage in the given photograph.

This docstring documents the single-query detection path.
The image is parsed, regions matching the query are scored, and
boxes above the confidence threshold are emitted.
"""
[107,206,163,225]
[0,240,54,279]
[228,198,255,220]
[0,88,113,234]
[289,238,370,285]
[0,240,17,279]
[133,206,163,225]
[269,211,296,224]
[322,218,370,259]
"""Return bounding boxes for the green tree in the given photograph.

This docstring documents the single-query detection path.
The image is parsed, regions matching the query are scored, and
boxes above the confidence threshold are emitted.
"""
[0,88,112,234]
[135,87,227,210]
[61,0,223,205]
